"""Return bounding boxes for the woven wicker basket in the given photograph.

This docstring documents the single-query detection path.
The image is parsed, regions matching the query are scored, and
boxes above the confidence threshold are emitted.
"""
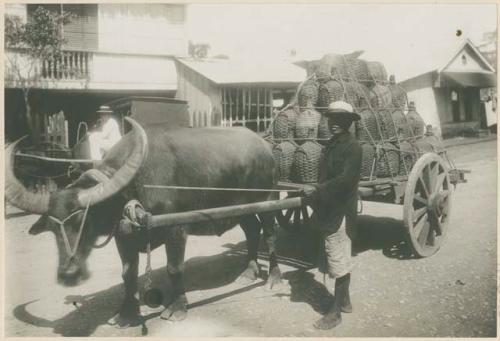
[342,81,369,109]
[376,142,400,178]
[361,143,377,179]
[367,61,388,82]
[293,141,324,183]
[295,109,321,144]
[321,54,349,79]
[406,103,425,137]
[318,80,344,112]
[370,84,392,108]
[391,109,412,139]
[315,61,333,82]
[397,140,418,176]
[376,109,395,140]
[388,77,408,109]
[347,58,372,85]
[273,141,298,182]
[298,79,319,108]
[273,108,298,139]
[356,109,382,142]
[318,114,332,140]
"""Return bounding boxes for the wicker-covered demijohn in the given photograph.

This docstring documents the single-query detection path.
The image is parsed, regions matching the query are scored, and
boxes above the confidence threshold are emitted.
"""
[318,79,344,112]
[367,61,388,83]
[293,141,324,183]
[272,107,298,139]
[360,143,377,179]
[298,79,319,108]
[406,102,425,137]
[318,114,333,140]
[397,140,418,176]
[294,109,321,144]
[347,58,372,86]
[376,109,395,140]
[272,141,298,182]
[376,142,400,178]
[315,61,333,82]
[388,75,408,109]
[356,109,382,142]
[391,109,412,139]
[370,84,392,108]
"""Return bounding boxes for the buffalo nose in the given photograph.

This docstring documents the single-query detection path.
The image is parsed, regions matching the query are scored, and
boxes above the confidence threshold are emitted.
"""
[58,262,81,285]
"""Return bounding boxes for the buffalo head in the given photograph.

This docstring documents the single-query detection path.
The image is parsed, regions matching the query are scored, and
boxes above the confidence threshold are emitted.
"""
[5,117,148,286]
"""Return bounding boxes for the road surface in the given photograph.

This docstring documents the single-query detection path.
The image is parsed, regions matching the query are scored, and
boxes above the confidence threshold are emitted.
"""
[4,139,497,337]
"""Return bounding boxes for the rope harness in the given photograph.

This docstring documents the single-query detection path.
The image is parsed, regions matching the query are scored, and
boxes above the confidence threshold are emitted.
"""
[47,199,91,260]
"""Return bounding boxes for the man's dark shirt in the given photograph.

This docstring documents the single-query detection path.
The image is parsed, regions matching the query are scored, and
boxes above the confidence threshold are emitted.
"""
[312,131,362,234]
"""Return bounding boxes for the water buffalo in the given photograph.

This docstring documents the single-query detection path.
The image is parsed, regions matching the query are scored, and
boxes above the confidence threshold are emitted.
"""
[5,117,281,327]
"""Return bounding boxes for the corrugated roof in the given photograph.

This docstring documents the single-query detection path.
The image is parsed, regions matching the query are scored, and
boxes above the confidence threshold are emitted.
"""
[175,58,306,85]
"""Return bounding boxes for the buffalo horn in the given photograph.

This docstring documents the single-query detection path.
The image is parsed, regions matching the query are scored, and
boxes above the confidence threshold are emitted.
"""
[5,137,50,214]
[76,117,148,207]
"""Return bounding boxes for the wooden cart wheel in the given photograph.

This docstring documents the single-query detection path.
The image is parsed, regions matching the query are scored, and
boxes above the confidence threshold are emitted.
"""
[403,153,452,257]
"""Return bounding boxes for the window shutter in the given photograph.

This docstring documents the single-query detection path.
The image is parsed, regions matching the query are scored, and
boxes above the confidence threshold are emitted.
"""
[62,4,98,51]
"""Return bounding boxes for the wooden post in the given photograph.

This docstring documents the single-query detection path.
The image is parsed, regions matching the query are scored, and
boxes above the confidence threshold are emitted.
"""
[150,197,304,228]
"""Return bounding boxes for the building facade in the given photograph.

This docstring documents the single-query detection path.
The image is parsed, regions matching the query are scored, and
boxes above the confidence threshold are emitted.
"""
[400,39,496,138]
[174,58,305,132]
[5,3,187,145]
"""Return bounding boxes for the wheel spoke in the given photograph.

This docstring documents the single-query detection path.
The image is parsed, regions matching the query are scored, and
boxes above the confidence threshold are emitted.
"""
[433,214,443,236]
[413,206,428,223]
[417,219,431,247]
[434,172,446,193]
[418,175,430,198]
[413,193,428,205]
[413,213,428,237]
[429,162,439,191]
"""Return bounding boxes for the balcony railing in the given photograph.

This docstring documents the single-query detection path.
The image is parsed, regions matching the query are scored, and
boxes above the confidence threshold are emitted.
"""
[41,51,91,80]
[6,48,177,91]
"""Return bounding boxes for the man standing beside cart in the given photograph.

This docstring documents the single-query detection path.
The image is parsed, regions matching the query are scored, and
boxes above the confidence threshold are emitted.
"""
[301,101,362,330]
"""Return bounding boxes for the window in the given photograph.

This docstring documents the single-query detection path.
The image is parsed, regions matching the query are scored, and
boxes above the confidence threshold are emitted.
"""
[451,90,461,122]
[222,87,274,132]
[27,4,98,51]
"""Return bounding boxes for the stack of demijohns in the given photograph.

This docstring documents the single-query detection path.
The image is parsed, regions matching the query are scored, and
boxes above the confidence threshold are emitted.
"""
[270,51,443,183]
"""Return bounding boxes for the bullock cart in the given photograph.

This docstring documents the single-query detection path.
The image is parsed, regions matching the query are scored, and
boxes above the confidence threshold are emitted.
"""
[264,54,469,258]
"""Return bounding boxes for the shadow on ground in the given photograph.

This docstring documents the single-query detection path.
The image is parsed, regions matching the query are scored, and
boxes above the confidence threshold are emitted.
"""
[12,214,413,336]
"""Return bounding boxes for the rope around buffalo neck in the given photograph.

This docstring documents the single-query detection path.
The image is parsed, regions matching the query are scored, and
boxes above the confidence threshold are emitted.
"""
[48,199,91,259]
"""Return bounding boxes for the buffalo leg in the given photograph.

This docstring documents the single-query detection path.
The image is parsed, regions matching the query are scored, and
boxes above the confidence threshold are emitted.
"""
[238,214,263,283]
[161,226,188,321]
[108,237,141,327]
[260,211,282,289]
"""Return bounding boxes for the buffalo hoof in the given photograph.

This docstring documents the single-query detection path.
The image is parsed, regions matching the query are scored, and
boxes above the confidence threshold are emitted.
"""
[107,312,141,329]
[236,260,259,284]
[266,266,283,290]
[314,311,342,330]
[161,294,188,321]
[107,299,141,328]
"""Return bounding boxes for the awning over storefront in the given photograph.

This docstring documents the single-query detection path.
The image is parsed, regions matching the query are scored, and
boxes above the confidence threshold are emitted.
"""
[440,71,497,88]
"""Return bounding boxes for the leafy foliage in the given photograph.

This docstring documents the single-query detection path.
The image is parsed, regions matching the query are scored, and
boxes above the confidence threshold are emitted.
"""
[5,6,73,61]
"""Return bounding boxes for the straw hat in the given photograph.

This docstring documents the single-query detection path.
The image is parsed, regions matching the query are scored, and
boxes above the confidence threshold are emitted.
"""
[96,105,113,115]
[324,101,361,121]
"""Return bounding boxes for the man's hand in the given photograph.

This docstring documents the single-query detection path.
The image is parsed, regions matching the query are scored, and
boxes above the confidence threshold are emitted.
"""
[300,184,318,206]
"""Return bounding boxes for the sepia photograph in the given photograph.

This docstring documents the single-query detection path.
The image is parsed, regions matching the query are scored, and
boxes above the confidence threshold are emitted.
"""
[3,2,498,337]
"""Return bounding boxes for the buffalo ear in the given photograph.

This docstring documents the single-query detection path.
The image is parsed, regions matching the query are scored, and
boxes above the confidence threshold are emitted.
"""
[29,216,49,235]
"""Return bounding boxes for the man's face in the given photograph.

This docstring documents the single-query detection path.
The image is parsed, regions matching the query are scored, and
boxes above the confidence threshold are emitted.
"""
[328,116,346,135]
[100,113,111,122]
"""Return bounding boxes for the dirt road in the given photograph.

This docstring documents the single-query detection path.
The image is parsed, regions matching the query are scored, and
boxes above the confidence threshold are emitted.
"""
[4,139,497,337]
